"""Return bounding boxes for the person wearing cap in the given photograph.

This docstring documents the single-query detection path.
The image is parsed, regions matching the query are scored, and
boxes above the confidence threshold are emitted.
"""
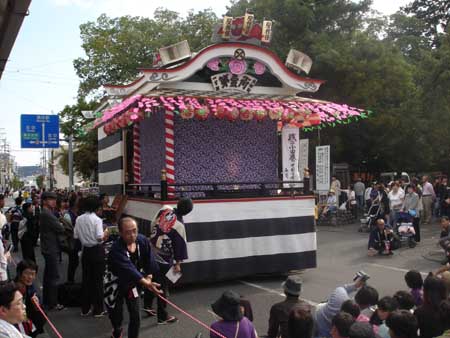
[210,290,257,338]
[39,191,65,311]
[144,197,193,324]
[314,277,368,338]
[321,190,337,218]
[267,276,309,338]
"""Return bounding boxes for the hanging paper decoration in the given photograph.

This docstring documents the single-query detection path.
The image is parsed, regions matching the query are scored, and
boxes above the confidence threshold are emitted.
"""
[294,110,305,122]
[103,123,111,135]
[215,105,226,119]
[180,105,195,119]
[117,115,128,128]
[269,107,283,120]
[110,120,118,134]
[99,94,372,134]
[240,108,254,121]
[226,107,240,121]
[281,110,295,123]
[255,109,267,122]
[195,106,210,121]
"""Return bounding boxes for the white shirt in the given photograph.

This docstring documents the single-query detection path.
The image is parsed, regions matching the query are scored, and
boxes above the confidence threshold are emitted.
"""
[388,190,404,210]
[0,319,28,338]
[364,187,372,200]
[0,211,6,230]
[74,212,103,247]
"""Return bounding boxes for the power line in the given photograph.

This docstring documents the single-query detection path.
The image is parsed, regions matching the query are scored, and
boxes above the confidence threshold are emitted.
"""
[0,87,54,111]
[2,77,78,87]
[4,69,79,81]
[6,58,74,72]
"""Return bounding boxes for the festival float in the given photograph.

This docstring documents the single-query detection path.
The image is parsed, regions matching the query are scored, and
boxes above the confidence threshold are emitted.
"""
[93,12,372,283]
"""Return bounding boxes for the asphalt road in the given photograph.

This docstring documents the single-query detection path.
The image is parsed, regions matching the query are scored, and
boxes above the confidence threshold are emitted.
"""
[5,198,444,338]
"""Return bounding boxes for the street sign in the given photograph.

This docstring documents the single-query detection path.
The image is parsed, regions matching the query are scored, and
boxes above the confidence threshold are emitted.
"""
[21,114,59,148]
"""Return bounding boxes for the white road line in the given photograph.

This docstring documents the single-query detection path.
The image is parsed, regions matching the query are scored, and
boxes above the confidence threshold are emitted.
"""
[239,280,318,306]
[364,263,428,276]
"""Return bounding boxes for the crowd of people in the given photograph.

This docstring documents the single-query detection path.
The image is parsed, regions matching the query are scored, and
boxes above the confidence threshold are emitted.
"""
[0,185,449,338]
[211,267,450,338]
[0,188,193,338]
[318,174,450,261]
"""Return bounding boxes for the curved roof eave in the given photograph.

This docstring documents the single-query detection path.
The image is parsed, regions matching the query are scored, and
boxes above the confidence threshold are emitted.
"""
[104,42,325,94]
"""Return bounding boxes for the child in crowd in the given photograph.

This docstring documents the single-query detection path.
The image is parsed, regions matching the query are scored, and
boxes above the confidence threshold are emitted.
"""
[341,300,360,320]
[385,310,418,338]
[392,291,416,312]
[373,297,399,338]
[404,270,423,306]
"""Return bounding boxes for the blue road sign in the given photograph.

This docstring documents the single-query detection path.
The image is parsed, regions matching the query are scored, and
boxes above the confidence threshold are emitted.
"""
[21,114,59,148]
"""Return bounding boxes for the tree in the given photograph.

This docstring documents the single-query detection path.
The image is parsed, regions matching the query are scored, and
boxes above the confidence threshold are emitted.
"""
[70,2,450,176]
[386,13,433,61]
[403,0,449,46]
[58,100,99,180]
[227,0,372,60]
[74,8,218,97]
[36,175,44,189]
[10,176,24,191]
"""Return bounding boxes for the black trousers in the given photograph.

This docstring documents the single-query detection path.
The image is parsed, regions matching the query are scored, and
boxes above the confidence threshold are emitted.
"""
[42,253,59,309]
[81,245,105,314]
[413,218,421,242]
[20,236,35,262]
[109,289,140,338]
[143,273,169,321]
[67,240,81,283]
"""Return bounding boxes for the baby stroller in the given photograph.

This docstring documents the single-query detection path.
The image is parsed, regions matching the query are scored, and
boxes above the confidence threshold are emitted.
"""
[395,212,417,248]
[359,203,381,232]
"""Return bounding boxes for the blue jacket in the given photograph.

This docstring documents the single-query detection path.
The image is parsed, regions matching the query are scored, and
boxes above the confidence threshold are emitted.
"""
[108,234,159,293]
[314,284,357,338]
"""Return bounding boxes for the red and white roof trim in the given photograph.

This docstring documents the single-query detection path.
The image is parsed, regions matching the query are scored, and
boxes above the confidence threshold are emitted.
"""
[104,43,325,96]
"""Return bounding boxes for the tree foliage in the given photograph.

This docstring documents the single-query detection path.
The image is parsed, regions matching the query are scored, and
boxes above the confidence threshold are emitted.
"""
[74,8,218,98]
[403,0,449,46]
[35,175,44,189]
[58,100,99,180]
[64,0,450,180]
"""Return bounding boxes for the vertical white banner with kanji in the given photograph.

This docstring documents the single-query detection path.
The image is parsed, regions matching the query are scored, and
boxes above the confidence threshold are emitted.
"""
[282,126,300,187]
[299,139,309,181]
[316,145,330,192]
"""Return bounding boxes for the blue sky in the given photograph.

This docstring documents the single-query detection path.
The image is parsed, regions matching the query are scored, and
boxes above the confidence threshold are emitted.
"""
[0,0,409,166]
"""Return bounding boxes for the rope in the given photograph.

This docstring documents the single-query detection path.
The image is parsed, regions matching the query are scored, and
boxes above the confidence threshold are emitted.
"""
[31,297,64,338]
[156,293,227,338]
[29,283,226,338]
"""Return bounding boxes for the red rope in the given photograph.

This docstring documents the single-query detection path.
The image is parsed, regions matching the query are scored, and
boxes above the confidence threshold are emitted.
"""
[31,298,64,338]
[30,287,226,338]
[156,293,227,338]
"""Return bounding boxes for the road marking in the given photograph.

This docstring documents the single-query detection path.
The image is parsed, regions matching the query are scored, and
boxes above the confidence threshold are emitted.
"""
[239,280,318,306]
[364,263,428,276]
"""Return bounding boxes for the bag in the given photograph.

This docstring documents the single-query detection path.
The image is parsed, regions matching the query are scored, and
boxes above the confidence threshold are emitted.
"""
[18,218,27,240]
[408,209,417,218]
[57,283,82,307]
[6,206,23,224]
[1,223,10,241]
[58,216,75,253]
